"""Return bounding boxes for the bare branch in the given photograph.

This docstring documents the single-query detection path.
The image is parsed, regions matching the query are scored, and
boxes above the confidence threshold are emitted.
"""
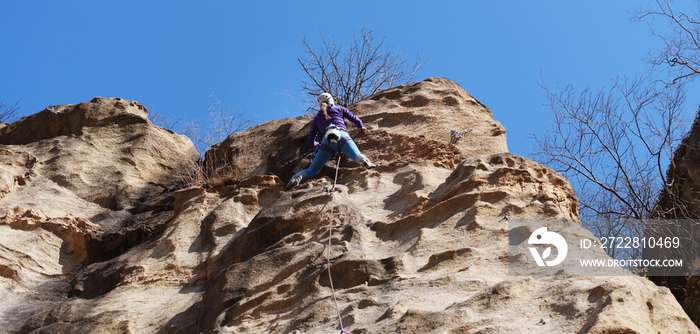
[0,100,20,123]
[148,95,255,156]
[295,27,429,111]
[532,75,689,224]
[635,0,700,84]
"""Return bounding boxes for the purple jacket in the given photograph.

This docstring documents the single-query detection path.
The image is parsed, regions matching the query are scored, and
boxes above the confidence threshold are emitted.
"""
[307,104,363,147]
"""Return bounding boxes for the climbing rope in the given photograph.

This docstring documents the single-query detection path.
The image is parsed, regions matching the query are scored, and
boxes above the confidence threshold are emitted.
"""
[324,154,348,334]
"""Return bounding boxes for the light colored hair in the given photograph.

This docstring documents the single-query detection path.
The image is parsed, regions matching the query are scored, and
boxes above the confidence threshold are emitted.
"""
[321,102,330,120]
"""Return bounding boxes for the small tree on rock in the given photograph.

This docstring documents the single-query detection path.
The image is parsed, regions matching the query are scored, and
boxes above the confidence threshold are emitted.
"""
[297,27,426,110]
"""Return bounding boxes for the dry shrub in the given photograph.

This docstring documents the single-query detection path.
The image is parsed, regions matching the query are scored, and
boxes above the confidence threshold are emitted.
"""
[148,94,255,189]
[177,149,254,189]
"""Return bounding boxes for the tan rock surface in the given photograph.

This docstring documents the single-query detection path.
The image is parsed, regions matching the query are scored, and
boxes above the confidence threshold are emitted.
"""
[0,80,697,333]
[0,97,199,333]
[657,113,700,219]
[206,77,506,180]
[0,97,198,219]
[655,111,700,327]
[351,77,507,157]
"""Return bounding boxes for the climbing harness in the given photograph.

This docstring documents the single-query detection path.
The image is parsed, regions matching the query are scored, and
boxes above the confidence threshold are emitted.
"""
[318,139,353,157]
[319,143,337,156]
[318,125,355,157]
[338,136,353,152]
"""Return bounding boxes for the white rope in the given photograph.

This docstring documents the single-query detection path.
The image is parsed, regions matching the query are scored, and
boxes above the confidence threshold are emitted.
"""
[325,154,348,333]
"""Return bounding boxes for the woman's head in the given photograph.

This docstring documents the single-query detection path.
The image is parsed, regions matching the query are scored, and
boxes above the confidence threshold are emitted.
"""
[318,93,334,120]
[317,93,334,107]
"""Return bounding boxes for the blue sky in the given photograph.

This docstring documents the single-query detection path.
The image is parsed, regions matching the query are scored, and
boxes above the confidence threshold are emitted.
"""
[2,1,698,157]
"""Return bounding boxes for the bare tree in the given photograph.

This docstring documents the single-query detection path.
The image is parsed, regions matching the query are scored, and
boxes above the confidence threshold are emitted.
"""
[297,27,427,110]
[198,94,253,152]
[532,75,689,254]
[535,0,700,221]
[148,107,199,139]
[0,100,20,123]
[532,1,700,273]
[533,76,688,221]
[532,1,700,321]
[633,0,700,220]
[636,0,700,84]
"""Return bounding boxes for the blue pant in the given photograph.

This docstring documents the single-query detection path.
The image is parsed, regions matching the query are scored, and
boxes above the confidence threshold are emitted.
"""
[302,130,364,178]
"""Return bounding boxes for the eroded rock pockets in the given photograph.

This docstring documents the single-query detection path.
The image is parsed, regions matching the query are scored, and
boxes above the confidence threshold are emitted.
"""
[351,77,507,157]
[6,175,283,334]
[185,150,696,334]
[0,149,37,200]
[69,175,284,296]
[2,83,698,333]
[0,97,148,146]
[0,206,177,293]
[0,97,198,218]
[0,97,201,263]
[0,207,99,281]
[0,97,203,331]
[373,153,579,241]
[185,154,578,333]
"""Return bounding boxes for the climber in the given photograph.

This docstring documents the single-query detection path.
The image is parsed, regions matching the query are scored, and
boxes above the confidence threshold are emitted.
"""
[286,92,376,189]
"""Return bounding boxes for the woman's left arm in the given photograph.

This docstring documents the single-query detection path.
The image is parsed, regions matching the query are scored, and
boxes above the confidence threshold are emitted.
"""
[342,107,364,129]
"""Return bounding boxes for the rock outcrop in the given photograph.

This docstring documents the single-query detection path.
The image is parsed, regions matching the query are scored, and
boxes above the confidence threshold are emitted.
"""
[0,79,697,333]
[206,77,507,181]
[655,110,700,327]
[0,97,199,333]
[656,110,700,220]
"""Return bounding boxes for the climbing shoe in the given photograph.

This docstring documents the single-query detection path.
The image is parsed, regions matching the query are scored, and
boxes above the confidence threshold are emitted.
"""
[362,158,376,169]
[285,172,308,189]
[286,176,300,189]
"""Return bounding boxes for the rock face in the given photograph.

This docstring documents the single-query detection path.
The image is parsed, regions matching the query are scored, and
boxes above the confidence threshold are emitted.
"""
[0,80,697,333]
[657,111,700,219]
[0,97,199,333]
[206,77,507,181]
[655,110,700,327]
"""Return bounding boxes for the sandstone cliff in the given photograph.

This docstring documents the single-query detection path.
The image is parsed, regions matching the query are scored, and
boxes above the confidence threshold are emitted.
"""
[0,79,696,333]
[655,110,700,327]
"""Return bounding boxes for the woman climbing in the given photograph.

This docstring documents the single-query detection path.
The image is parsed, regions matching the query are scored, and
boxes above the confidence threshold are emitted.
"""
[286,92,376,189]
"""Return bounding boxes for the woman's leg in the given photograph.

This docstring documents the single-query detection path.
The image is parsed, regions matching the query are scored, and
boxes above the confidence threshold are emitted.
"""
[337,131,375,168]
[287,139,335,189]
[338,131,361,162]
[302,145,333,178]
[287,146,333,189]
